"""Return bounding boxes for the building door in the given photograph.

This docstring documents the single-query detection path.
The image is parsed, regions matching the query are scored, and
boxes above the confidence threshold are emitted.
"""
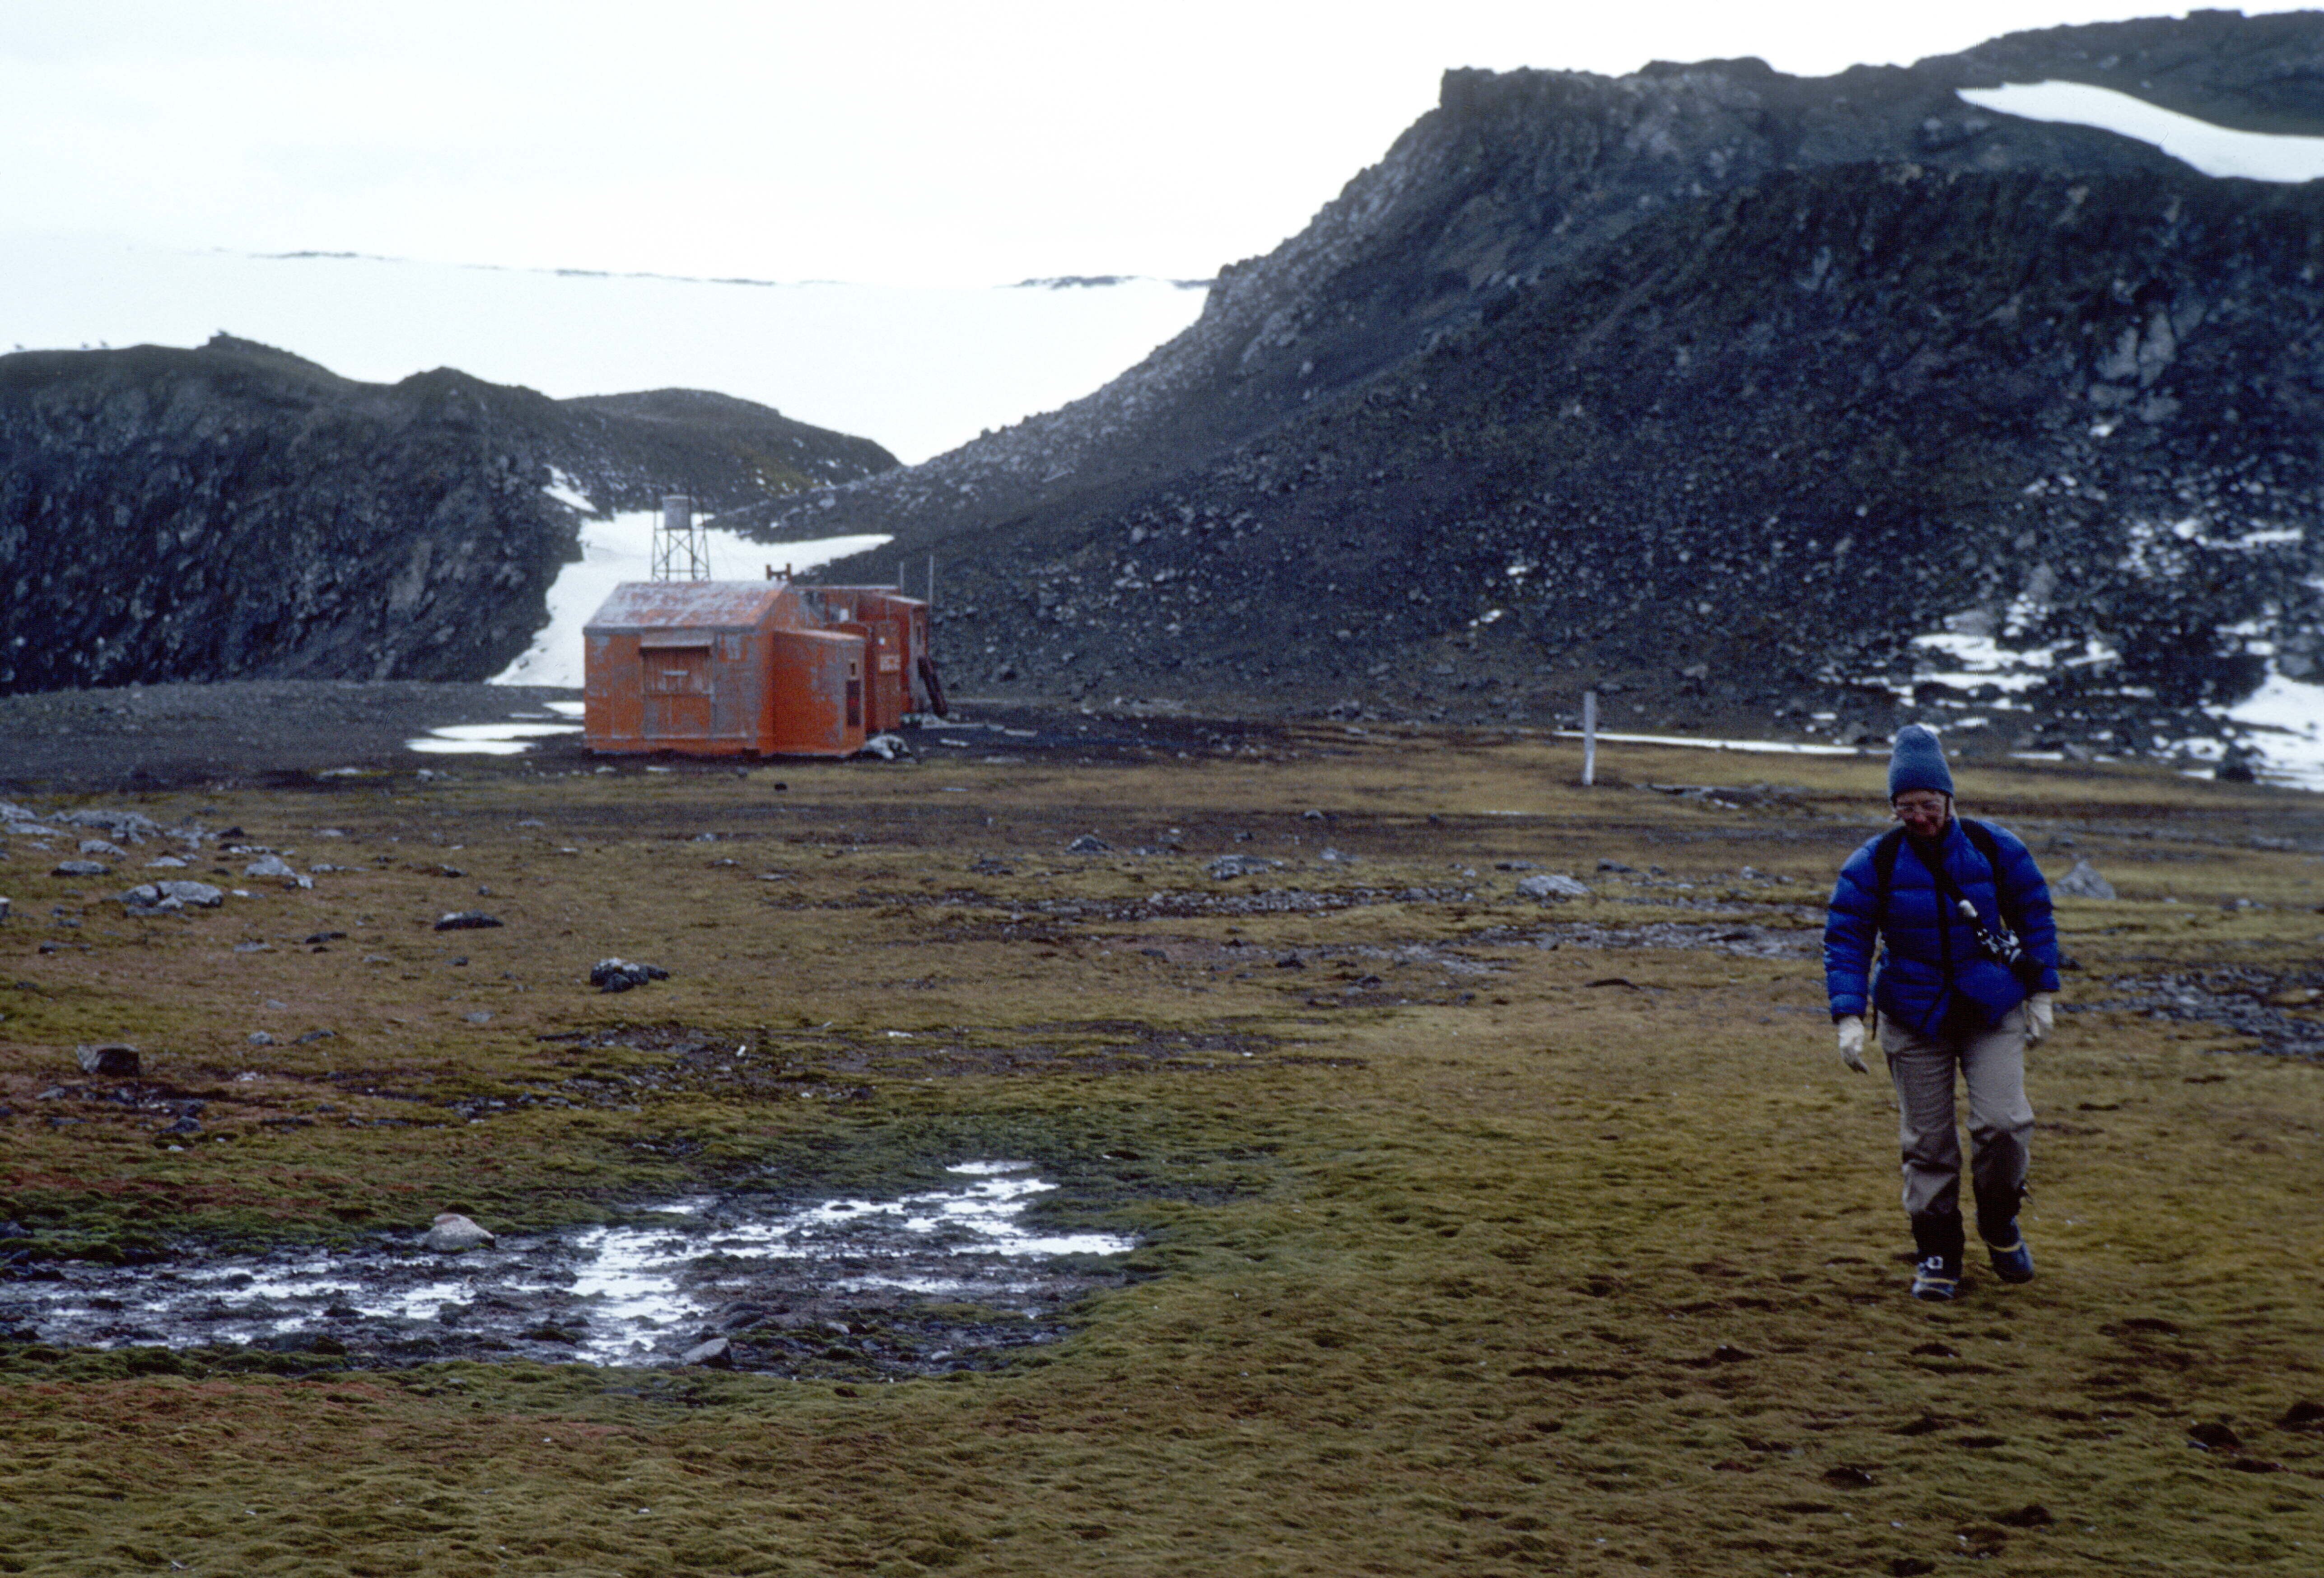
[642,644,712,740]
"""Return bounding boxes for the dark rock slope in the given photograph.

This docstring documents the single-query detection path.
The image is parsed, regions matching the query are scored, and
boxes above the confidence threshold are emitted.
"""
[0,336,895,694]
[737,10,2324,748]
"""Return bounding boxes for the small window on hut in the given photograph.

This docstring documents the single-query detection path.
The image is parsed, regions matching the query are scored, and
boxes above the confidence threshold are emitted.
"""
[640,641,711,695]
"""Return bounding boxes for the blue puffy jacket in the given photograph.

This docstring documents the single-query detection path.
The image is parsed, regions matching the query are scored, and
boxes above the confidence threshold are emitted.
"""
[1824,817,2060,1034]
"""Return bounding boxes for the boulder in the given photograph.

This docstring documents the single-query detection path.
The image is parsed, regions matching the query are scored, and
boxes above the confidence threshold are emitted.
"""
[421,1213,497,1252]
[51,860,110,877]
[53,809,160,843]
[681,1336,736,1368]
[590,958,668,993]
[1065,833,1111,853]
[243,854,298,879]
[75,1043,141,1076]
[2053,859,2117,901]
[433,911,504,931]
[1517,873,1591,901]
[117,880,224,910]
[1205,854,1280,879]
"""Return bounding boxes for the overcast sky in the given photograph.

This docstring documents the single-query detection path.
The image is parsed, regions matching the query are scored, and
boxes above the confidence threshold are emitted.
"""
[2,3,2315,288]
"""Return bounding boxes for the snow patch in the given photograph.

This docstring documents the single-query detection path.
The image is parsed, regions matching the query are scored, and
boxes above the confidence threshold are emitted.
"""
[1551,729,1865,758]
[1959,82,2324,183]
[543,467,597,515]
[2215,670,2324,792]
[407,721,582,756]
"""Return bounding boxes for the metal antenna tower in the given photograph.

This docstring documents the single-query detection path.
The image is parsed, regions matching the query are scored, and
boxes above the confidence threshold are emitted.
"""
[650,494,712,581]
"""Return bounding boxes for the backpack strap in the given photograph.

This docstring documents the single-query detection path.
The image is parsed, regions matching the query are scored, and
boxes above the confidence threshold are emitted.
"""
[1871,826,1907,928]
[1956,818,2022,933]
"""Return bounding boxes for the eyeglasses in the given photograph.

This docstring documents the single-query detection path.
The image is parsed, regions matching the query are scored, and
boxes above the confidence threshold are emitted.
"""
[1893,796,1950,818]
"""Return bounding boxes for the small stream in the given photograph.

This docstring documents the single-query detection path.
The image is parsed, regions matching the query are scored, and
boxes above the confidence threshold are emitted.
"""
[3,1162,1136,1373]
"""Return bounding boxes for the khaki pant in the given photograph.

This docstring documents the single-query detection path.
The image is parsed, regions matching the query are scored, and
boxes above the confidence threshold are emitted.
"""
[1879,1004,2034,1233]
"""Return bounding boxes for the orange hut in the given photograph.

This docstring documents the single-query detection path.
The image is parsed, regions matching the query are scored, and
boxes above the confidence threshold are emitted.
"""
[796,587,938,731]
[582,582,868,758]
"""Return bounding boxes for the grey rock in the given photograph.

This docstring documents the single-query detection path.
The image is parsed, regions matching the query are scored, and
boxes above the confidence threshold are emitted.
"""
[420,1213,496,1252]
[1596,859,1638,873]
[857,733,911,761]
[243,854,297,879]
[1205,854,1280,879]
[54,810,159,843]
[1065,834,1111,853]
[145,855,188,869]
[51,860,110,877]
[1318,847,1356,864]
[1517,873,1592,901]
[433,911,504,931]
[590,958,668,992]
[117,880,224,910]
[2053,859,2117,901]
[75,1043,141,1077]
[77,840,129,860]
[248,1032,274,1046]
[681,1336,735,1368]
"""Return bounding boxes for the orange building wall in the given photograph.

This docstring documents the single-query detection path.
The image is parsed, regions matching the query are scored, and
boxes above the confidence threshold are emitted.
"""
[583,583,869,759]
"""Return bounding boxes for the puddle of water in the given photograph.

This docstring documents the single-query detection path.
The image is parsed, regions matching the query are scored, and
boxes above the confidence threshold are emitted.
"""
[3,1163,1134,1371]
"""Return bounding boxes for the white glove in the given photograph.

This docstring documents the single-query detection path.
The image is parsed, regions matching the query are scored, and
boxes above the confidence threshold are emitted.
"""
[1836,1016,1869,1074]
[2026,992,2056,1045]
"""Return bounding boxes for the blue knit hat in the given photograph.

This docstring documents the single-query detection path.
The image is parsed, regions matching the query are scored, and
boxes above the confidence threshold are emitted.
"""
[1888,724,1954,799]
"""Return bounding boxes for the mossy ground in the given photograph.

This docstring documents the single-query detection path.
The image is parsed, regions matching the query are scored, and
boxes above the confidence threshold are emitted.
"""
[4,725,2321,1574]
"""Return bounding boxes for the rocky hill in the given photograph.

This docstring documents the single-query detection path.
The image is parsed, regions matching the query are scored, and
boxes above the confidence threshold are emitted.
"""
[0,336,895,694]
[731,10,2324,757]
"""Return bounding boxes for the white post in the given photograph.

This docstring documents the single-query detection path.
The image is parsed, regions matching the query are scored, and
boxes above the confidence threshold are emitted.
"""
[1582,690,1598,787]
[927,553,936,612]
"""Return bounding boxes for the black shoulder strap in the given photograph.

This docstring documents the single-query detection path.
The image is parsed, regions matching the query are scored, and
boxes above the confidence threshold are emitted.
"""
[1956,818,2021,932]
[1872,827,1907,926]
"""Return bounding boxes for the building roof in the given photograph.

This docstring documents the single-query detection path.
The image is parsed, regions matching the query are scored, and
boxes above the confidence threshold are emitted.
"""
[582,581,789,634]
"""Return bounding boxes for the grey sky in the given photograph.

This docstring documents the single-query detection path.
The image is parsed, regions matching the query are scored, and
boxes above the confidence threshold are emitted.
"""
[1,3,2311,286]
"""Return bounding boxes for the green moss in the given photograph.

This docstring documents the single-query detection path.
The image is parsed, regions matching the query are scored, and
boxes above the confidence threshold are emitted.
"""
[2,742,2320,1574]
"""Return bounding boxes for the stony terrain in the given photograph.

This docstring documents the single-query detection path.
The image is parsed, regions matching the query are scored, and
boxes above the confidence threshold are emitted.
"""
[0,336,896,695]
[0,708,2319,1575]
[726,11,2324,754]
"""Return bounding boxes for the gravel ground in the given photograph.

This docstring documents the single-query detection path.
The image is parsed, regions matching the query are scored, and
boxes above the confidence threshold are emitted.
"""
[0,682,585,793]
[0,682,1311,795]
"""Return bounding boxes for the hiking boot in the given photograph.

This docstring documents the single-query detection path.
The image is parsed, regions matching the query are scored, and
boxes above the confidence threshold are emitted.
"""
[1983,1223,2035,1284]
[1909,1256,1961,1301]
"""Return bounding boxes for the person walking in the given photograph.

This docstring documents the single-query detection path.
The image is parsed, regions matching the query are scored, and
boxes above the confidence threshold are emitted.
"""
[1824,724,2060,1300]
